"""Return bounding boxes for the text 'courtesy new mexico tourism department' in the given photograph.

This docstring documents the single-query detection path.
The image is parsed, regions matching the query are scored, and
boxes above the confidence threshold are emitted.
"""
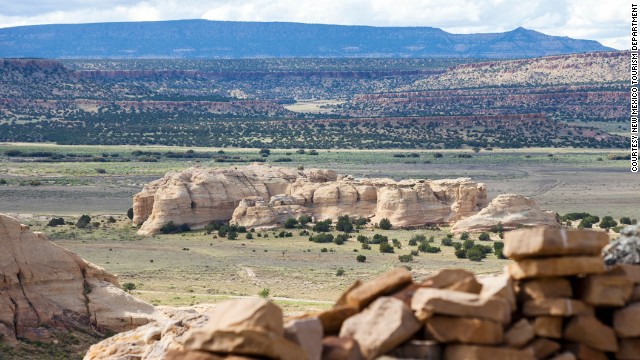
[632,3,639,172]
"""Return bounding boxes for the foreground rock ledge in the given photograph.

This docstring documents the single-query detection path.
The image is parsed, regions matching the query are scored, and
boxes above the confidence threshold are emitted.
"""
[84,227,640,360]
[0,213,157,345]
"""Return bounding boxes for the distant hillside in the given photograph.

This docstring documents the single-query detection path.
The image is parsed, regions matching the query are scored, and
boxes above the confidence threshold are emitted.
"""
[402,51,627,90]
[0,20,614,59]
[0,56,626,149]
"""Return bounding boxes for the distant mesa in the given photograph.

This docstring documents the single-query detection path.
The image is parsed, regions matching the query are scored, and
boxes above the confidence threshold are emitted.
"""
[132,164,557,235]
[0,20,613,59]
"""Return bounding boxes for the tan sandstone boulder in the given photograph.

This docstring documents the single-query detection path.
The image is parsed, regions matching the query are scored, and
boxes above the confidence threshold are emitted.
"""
[183,298,306,360]
[339,297,421,360]
[504,227,609,260]
[85,311,210,360]
[451,194,558,233]
[411,288,512,324]
[0,214,157,345]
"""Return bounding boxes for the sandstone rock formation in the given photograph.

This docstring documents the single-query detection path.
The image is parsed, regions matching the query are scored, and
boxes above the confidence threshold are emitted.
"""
[86,228,640,360]
[0,213,157,345]
[134,164,488,234]
[134,165,302,235]
[451,194,559,233]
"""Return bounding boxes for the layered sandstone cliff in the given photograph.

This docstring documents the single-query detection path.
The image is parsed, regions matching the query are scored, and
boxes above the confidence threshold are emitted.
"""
[133,164,489,234]
[0,214,157,345]
[134,164,302,235]
[451,194,559,233]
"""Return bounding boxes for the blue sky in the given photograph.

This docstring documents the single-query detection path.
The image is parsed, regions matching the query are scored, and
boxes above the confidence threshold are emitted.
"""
[0,0,630,49]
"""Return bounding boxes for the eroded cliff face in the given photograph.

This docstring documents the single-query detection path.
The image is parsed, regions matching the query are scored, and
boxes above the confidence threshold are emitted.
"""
[134,164,302,235]
[134,164,489,233]
[0,214,157,346]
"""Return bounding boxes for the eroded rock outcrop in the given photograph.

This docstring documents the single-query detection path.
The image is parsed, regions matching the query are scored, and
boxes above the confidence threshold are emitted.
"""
[134,165,302,235]
[451,194,559,233]
[0,214,157,345]
[134,164,488,234]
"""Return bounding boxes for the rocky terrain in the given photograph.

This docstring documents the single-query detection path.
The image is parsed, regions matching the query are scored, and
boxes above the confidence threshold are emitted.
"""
[133,164,491,235]
[404,52,626,90]
[84,227,640,360]
[0,214,157,346]
[451,194,559,233]
[132,164,563,236]
[337,52,627,124]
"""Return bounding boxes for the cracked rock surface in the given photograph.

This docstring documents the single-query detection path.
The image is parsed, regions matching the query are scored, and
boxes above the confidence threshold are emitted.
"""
[0,213,157,344]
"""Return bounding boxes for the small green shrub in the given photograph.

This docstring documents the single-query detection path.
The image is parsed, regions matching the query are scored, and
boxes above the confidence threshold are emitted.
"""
[298,215,312,226]
[424,245,441,253]
[398,254,413,263]
[259,288,270,298]
[336,268,345,276]
[455,249,467,259]
[356,255,366,262]
[460,232,470,240]
[379,242,394,253]
[284,217,298,229]
[599,216,618,229]
[336,215,354,232]
[75,214,92,229]
[122,283,136,292]
[467,247,485,262]
[47,217,65,227]
[379,218,392,230]
[312,219,332,232]
[310,233,334,243]
[369,234,388,244]
[478,232,491,241]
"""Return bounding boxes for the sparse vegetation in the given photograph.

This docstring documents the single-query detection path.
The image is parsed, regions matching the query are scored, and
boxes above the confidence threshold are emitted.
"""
[379,218,392,230]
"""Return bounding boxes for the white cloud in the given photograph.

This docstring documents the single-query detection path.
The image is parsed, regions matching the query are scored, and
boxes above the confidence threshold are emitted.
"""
[0,0,631,49]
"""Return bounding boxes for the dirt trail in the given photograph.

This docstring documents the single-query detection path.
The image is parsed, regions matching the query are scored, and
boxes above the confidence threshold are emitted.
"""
[134,289,333,304]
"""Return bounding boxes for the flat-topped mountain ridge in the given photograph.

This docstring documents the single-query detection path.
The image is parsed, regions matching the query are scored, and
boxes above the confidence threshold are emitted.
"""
[0,20,613,59]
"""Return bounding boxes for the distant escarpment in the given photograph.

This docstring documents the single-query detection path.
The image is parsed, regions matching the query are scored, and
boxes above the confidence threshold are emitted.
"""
[133,164,557,235]
[0,20,612,58]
